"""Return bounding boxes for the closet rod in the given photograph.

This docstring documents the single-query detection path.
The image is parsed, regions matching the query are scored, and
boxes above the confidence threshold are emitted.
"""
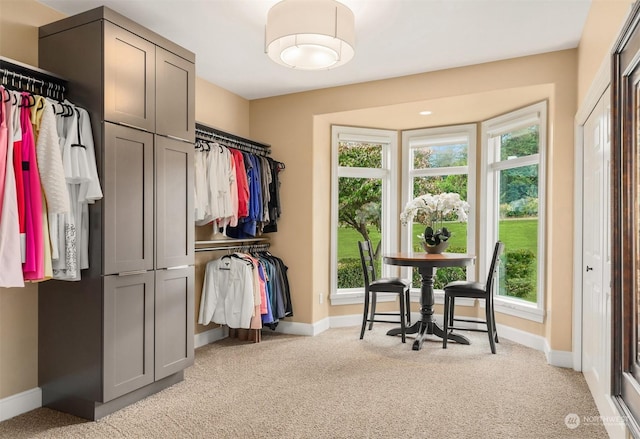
[194,242,271,253]
[0,56,67,100]
[195,122,271,157]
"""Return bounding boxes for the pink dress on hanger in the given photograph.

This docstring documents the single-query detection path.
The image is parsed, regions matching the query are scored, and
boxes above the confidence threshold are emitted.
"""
[0,88,25,287]
[11,92,25,262]
[0,87,7,219]
[21,94,44,280]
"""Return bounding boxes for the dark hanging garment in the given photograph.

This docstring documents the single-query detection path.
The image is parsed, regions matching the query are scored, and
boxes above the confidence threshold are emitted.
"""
[262,158,283,233]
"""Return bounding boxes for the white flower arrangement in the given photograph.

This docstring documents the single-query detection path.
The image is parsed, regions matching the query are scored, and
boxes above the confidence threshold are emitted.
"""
[400,193,470,246]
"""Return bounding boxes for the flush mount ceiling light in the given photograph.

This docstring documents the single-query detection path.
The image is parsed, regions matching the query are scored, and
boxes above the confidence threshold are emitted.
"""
[265,0,355,70]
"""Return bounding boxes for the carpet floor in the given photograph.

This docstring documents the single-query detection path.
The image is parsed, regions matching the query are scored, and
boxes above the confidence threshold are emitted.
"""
[0,325,608,438]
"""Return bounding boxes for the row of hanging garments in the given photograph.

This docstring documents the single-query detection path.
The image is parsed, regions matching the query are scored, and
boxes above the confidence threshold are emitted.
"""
[0,86,102,287]
[194,139,284,238]
[198,249,292,330]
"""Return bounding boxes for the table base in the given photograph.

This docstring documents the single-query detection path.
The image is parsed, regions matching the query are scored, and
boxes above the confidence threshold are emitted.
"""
[387,320,470,351]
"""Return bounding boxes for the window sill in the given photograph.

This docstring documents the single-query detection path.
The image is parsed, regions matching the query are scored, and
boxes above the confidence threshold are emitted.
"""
[493,297,545,323]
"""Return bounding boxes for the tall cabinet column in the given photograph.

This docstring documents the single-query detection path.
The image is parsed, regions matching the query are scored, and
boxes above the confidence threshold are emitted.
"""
[38,6,195,420]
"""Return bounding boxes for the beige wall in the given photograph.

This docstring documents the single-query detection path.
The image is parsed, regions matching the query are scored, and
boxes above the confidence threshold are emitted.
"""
[577,0,633,108]
[0,0,632,404]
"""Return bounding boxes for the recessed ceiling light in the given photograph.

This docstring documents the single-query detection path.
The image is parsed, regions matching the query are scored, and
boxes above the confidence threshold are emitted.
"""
[419,110,432,116]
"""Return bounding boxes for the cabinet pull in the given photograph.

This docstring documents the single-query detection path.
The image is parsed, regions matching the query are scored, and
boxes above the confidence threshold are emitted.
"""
[164,134,190,143]
[118,121,150,133]
[166,265,189,270]
[117,269,148,276]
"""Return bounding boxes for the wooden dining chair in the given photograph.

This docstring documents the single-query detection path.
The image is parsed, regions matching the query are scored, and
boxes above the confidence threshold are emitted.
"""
[442,241,504,354]
[358,240,411,343]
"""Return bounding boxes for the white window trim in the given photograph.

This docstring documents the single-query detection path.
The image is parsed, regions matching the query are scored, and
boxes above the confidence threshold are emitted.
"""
[330,126,399,305]
[400,124,477,287]
[480,101,547,322]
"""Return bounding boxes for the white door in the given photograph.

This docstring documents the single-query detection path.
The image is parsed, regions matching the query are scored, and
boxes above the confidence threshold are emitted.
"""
[582,88,612,413]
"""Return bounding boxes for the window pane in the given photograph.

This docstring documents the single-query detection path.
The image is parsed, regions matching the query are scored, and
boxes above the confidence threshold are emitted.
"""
[496,165,539,302]
[412,175,469,210]
[412,142,468,169]
[338,141,382,168]
[336,176,382,289]
[499,125,539,161]
[410,175,469,289]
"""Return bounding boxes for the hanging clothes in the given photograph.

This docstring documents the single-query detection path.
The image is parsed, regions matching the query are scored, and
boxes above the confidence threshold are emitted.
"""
[20,94,45,281]
[198,249,292,331]
[193,135,284,238]
[0,84,101,286]
[0,86,23,287]
[198,254,255,329]
[51,102,102,280]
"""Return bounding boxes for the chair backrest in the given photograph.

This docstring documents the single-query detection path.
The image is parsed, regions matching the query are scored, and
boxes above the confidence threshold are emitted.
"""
[484,241,505,296]
[358,240,377,287]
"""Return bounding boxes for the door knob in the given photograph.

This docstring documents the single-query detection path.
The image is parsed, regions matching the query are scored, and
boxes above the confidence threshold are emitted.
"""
[586,266,593,272]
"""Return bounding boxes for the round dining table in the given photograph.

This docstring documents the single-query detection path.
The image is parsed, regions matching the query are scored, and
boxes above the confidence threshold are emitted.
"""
[383,251,476,351]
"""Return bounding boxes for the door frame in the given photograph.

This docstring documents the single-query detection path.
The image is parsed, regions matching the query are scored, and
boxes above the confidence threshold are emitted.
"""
[573,56,611,372]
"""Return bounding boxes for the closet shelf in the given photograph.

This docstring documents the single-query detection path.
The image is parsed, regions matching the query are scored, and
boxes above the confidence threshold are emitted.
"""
[194,237,269,253]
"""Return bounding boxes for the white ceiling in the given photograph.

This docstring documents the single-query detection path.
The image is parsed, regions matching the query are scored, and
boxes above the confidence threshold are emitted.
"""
[36,0,592,100]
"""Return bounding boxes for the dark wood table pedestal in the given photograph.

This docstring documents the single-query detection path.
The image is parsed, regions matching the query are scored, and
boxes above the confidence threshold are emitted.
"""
[383,252,475,351]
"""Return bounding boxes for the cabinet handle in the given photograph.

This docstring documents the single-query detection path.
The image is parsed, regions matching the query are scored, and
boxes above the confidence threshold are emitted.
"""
[166,265,189,270]
[164,134,190,143]
[117,269,148,277]
[118,121,150,133]
[586,266,593,272]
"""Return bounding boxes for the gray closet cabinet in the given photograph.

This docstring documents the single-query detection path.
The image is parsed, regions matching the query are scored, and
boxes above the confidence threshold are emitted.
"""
[38,6,195,420]
[103,21,196,141]
[103,123,154,275]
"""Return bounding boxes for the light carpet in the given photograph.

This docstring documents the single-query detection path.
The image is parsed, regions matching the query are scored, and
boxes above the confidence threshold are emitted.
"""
[0,325,608,438]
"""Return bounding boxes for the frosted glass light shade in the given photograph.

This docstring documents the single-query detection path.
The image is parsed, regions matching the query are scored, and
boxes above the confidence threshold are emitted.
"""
[265,0,355,70]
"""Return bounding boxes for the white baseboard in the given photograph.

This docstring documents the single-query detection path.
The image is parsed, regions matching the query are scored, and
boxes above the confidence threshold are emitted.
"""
[495,323,546,351]
[274,318,330,336]
[194,326,229,349]
[544,339,574,369]
[0,387,41,422]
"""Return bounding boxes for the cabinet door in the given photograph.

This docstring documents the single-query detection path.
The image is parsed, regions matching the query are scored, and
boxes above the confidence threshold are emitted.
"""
[155,266,194,380]
[103,272,155,402]
[104,21,156,132]
[156,47,195,142]
[103,123,154,275]
[155,135,194,269]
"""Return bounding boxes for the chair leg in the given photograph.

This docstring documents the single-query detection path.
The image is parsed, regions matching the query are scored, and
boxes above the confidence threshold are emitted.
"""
[449,296,455,325]
[405,289,411,326]
[368,292,377,330]
[360,290,370,339]
[491,303,499,344]
[398,293,406,343]
[443,295,450,349]
[486,299,497,354]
